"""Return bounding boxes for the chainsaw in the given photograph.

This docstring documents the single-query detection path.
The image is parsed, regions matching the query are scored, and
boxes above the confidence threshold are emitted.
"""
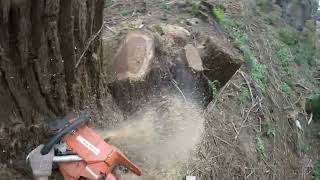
[32,113,142,180]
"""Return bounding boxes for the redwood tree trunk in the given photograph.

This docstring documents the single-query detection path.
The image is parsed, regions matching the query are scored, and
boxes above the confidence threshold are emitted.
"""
[0,0,104,170]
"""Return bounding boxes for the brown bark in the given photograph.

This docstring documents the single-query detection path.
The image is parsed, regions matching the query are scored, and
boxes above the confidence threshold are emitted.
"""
[0,0,104,169]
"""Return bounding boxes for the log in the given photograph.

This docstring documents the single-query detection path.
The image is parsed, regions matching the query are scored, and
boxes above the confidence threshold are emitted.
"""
[201,37,244,87]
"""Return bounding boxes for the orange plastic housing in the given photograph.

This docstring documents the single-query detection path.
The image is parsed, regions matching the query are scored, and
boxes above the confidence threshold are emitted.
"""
[58,125,142,180]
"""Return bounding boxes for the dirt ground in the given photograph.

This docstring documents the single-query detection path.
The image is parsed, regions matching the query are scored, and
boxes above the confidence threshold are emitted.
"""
[100,0,320,179]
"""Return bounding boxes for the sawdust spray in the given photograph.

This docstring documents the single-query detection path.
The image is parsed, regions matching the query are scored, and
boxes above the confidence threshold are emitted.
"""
[97,95,204,179]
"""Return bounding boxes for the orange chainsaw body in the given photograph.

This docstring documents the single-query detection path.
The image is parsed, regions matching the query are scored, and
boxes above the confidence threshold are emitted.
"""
[58,124,142,180]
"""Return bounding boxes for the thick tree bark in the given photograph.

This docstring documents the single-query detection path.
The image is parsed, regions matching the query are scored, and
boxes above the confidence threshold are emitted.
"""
[0,0,104,167]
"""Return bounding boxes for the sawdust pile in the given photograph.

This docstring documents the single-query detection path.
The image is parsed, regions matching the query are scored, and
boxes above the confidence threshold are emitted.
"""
[97,94,204,178]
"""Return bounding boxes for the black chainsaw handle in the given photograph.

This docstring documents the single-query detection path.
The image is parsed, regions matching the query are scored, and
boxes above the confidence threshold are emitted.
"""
[41,114,90,155]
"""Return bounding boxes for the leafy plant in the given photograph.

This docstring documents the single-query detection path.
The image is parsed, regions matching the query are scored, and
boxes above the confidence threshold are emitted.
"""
[278,28,299,46]
[191,1,200,16]
[255,128,266,158]
[208,80,219,100]
[293,36,317,65]
[120,10,129,16]
[266,124,275,137]
[251,60,267,91]
[276,80,291,95]
[212,7,225,23]
[256,0,272,11]
[313,163,320,180]
[272,40,291,68]
[161,2,172,14]
[239,86,250,103]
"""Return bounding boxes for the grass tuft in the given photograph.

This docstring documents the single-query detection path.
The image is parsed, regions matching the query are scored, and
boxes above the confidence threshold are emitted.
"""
[255,128,266,158]
[276,80,291,95]
[266,124,275,137]
[208,80,219,100]
[191,1,200,16]
[313,163,320,180]
[212,7,225,23]
[239,86,250,103]
[278,28,299,46]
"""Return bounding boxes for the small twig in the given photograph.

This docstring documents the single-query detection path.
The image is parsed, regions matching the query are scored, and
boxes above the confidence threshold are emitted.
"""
[308,113,313,125]
[246,170,255,179]
[212,82,230,106]
[294,83,312,92]
[105,25,116,34]
[262,158,273,171]
[283,94,302,110]
[231,121,239,134]
[266,89,280,109]
[212,134,232,146]
[239,71,254,106]
[234,103,258,142]
[230,82,241,90]
[171,79,187,101]
[75,25,103,68]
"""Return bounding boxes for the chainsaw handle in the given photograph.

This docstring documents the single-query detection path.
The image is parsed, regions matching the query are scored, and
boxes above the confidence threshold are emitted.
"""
[41,114,90,155]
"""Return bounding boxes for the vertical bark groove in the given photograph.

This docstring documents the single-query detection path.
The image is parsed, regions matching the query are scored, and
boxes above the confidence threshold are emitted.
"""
[0,0,105,168]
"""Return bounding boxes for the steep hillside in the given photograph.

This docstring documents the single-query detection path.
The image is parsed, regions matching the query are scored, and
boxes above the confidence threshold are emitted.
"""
[0,0,319,179]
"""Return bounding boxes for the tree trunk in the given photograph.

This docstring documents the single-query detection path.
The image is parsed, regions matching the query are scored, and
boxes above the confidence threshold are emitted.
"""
[0,0,104,169]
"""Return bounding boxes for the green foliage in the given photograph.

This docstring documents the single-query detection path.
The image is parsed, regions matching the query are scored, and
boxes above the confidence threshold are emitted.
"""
[266,124,275,137]
[306,94,320,121]
[256,0,272,11]
[278,28,299,46]
[313,163,320,180]
[305,20,316,32]
[256,0,268,6]
[105,0,117,7]
[255,129,266,158]
[212,7,225,23]
[251,60,267,91]
[212,10,267,92]
[272,40,291,68]
[161,2,172,14]
[275,27,317,65]
[239,86,250,103]
[208,80,219,100]
[276,80,291,95]
[191,1,200,16]
[292,34,317,65]
[263,15,277,25]
[120,10,129,16]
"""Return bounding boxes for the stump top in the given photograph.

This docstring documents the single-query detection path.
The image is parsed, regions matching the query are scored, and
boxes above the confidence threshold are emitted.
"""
[113,31,154,81]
